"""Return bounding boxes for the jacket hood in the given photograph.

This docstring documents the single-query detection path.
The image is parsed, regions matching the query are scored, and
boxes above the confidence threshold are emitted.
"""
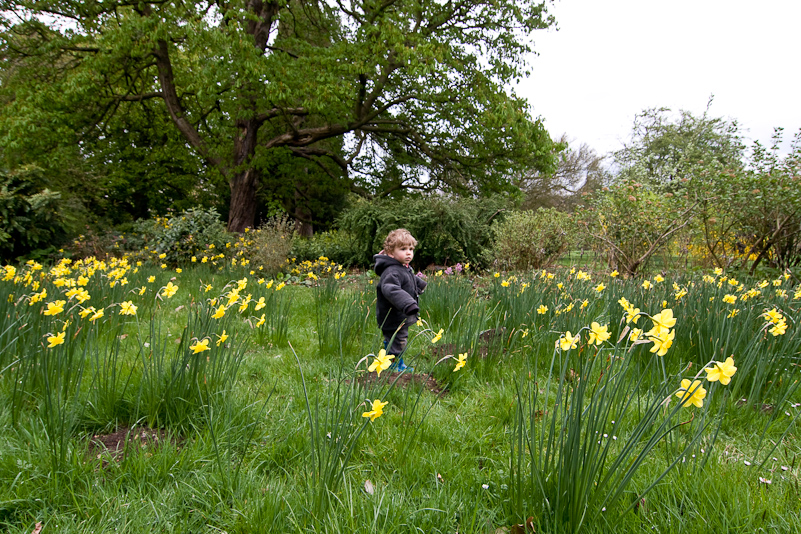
[373,253,404,275]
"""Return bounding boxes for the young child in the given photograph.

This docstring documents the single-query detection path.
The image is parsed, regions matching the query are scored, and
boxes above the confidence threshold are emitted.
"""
[374,228,427,372]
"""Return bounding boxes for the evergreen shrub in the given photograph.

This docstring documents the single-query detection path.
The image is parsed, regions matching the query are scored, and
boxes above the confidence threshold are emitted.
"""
[337,195,510,268]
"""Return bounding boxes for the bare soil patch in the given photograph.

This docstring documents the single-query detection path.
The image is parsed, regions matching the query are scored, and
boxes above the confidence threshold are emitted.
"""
[88,426,174,466]
[357,371,446,396]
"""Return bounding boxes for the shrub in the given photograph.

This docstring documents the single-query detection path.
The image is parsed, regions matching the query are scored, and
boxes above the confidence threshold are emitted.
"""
[290,229,362,267]
[337,195,510,268]
[0,166,69,261]
[127,207,229,265]
[490,208,576,270]
[249,215,296,276]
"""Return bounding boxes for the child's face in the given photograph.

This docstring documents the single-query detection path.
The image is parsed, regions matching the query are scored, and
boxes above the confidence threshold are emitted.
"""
[388,244,414,265]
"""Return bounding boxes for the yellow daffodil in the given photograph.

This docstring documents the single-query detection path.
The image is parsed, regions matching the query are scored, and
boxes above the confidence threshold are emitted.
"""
[43,300,66,316]
[191,338,211,354]
[161,281,178,298]
[212,305,226,319]
[216,330,229,347]
[559,331,579,351]
[368,349,394,377]
[629,328,643,341]
[594,283,606,292]
[454,353,467,371]
[80,306,95,318]
[46,331,66,348]
[255,297,266,311]
[501,280,510,287]
[494,272,500,278]
[705,356,737,385]
[588,322,611,346]
[610,270,619,278]
[649,329,675,357]
[238,294,252,312]
[362,399,388,422]
[626,307,641,324]
[764,308,783,324]
[256,314,266,327]
[654,274,664,283]
[642,280,653,290]
[537,304,548,315]
[769,319,787,336]
[727,309,740,318]
[276,282,285,291]
[119,301,137,316]
[147,275,156,283]
[431,329,444,344]
[651,309,676,331]
[722,294,737,304]
[90,309,104,322]
[138,286,147,295]
[676,379,706,408]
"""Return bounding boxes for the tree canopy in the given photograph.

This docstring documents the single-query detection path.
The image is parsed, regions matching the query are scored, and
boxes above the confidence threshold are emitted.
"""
[0,0,560,231]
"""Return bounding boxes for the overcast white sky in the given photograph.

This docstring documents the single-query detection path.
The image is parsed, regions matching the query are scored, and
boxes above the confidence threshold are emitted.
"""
[518,0,801,158]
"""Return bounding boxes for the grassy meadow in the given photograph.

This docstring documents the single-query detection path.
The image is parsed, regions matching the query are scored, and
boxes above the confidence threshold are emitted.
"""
[0,256,800,533]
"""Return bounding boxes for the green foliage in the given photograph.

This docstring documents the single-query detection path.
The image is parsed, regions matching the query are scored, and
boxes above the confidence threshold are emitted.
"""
[127,208,229,265]
[490,208,576,270]
[290,229,362,267]
[337,195,510,268]
[0,166,69,261]
[0,0,559,231]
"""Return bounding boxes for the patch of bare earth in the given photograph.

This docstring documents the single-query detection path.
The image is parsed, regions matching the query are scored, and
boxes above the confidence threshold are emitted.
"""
[357,372,446,396]
[88,426,173,466]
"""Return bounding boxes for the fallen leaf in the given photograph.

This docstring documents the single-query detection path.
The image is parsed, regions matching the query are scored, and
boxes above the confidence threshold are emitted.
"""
[364,479,374,495]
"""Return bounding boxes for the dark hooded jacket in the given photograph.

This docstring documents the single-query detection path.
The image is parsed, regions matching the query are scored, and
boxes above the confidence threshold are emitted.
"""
[374,254,427,333]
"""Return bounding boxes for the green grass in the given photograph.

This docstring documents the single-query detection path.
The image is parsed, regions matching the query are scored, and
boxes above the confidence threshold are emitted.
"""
[0,260,799,533]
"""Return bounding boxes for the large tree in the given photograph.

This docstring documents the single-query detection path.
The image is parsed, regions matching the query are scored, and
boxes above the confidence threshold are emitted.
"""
[0,0,559,231]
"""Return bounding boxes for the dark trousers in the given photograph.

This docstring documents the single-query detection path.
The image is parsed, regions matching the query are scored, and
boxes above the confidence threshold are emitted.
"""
[382,324,409,355]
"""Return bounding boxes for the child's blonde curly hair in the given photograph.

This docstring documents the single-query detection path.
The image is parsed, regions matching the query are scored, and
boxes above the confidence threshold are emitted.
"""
[383,228,418,253]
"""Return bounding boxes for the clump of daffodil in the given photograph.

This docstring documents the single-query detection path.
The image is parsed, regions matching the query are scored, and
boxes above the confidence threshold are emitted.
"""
[645,308,677,356]
[453,353,467,372]
[676,379,706,408]
[588,322,611,346]
[704,356,737,385]
[368,349,394,377]
[362,399,388,422]
[763,308,788,336]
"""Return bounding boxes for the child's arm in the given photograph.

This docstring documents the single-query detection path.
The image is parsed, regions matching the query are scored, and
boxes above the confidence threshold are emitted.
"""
[381,272,419,316]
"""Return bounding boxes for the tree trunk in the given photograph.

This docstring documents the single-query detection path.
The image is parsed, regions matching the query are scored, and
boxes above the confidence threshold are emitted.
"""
[227,118,262,232]
[228,168,259,232]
